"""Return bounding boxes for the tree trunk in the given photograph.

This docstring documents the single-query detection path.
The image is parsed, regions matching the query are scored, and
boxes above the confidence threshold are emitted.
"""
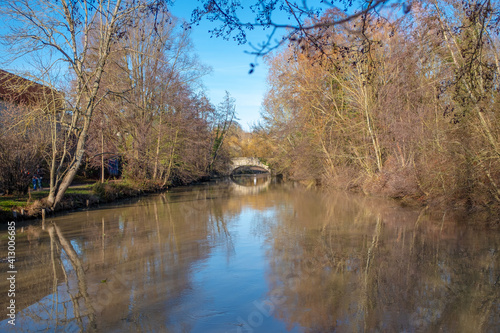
[363,84,382,173]
[101,130,105,183]
[48,2,120,208]
[47,115,59,207]
[163,130,178,186]
[153,111,162,180]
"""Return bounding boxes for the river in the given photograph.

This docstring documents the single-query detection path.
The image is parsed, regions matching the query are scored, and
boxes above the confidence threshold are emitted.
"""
[1,176,499,332]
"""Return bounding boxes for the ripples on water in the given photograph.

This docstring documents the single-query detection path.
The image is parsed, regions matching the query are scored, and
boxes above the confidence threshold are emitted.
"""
[0,176,499,332]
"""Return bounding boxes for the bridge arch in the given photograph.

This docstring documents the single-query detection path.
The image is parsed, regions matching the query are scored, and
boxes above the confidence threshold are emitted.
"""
[229,157,270,175]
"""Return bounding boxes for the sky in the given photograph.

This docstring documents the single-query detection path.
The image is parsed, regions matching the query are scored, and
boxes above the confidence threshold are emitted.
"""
[0,1,357,132]
[167,1,361,131]
[169,2,279,132]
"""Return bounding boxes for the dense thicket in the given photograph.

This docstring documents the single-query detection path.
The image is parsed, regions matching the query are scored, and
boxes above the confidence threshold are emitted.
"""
[0,6,235,200]
[261,0,500,210]
[83,10,221,186]
[0,103,46,194]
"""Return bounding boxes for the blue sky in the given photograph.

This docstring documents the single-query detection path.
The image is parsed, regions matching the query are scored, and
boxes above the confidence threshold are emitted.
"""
[168,1,362,131]
[169,2,280,132]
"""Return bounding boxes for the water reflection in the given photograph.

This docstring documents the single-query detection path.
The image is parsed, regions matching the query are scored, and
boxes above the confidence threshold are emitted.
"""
[0,182,498,332]
[230,174,271,196]
[263,191,500,332]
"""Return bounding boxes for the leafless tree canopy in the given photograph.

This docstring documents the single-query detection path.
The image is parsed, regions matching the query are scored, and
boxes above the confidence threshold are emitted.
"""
[189,0,413,66]
[257,0,500,210]
[0,0,241,205]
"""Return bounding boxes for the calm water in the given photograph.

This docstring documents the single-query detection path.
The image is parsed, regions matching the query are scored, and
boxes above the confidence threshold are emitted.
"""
[1,177,499,332]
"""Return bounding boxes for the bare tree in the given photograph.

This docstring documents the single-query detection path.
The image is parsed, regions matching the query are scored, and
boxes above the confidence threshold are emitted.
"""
[208,91,236,173]
[0,70,59,194]
[81,7,212,184]
[0,0,168,208]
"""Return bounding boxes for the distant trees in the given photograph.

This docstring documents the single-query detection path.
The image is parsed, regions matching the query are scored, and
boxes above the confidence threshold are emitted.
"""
[0,103,43,194]
[207,91,237,173]
[0,0,239,206]
[260,0,500,208]
[0,71,58,194]
[1,0,174,207]
[83,8,214,185]
[225,122,274,159]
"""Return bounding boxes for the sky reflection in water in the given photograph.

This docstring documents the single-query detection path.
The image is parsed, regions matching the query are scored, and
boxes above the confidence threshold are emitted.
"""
[0,177,499,332]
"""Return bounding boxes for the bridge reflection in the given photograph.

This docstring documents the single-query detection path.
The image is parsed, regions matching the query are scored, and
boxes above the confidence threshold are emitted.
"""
[230,174,271,195]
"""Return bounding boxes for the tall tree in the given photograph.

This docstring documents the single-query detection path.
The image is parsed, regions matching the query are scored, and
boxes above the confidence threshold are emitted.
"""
[208,91,236,173]
[0,0,168,207]
[84,8,211,184]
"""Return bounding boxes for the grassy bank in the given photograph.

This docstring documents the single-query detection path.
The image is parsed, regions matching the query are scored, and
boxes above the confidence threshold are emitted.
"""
[0,180,162,224]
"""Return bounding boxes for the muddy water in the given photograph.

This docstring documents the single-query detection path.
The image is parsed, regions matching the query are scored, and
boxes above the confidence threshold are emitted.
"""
[0,177,499,332]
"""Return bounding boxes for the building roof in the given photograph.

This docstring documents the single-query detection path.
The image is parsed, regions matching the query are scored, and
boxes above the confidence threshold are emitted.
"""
[0,69,63,109]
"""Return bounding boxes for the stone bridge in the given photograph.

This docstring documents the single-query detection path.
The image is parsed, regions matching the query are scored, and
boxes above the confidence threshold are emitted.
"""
[229,157,271,175]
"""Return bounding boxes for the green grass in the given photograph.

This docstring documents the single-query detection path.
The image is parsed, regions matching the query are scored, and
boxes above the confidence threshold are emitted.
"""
[0,198,28,210]
[0,179,162,217]
[66,184,93,195]
[0,192,43,211]
[0,184,94,212]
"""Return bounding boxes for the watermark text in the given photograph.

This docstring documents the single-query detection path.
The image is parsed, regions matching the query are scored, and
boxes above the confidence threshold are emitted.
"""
[6,221,17,326]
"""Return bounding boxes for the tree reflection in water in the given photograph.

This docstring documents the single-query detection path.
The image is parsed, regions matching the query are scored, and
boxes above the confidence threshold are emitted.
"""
[264,189,499,332]
[0,186,241,332]
[0,182,498,332]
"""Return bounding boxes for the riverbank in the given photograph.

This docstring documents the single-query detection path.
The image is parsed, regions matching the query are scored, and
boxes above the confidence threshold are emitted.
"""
[0,180,163,224]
